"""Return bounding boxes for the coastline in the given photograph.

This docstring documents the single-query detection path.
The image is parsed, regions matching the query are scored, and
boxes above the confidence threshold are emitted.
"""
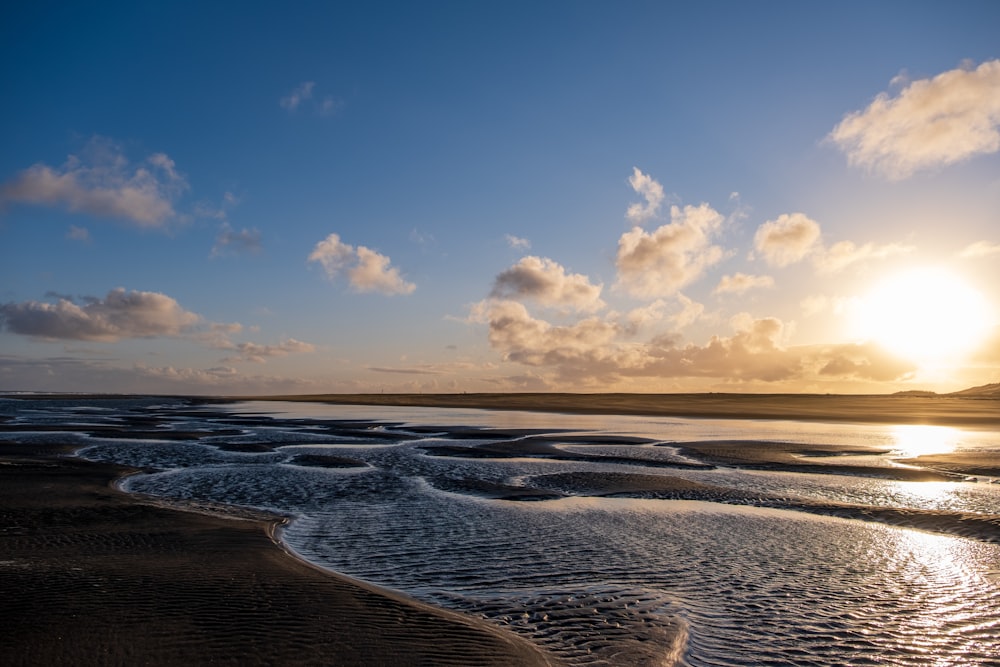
[0,441,555,667]
[231,392,1000,428]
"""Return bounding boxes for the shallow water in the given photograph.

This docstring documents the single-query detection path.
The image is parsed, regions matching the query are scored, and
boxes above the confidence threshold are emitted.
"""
[2,396,999,665]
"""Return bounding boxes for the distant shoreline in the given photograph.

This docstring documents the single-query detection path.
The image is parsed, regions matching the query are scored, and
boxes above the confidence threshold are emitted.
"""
[229,391,1000,428]
[5,391,999,428]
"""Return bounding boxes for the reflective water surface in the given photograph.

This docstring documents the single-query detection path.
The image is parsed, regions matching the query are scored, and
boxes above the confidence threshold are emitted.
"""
[2,397,999,666]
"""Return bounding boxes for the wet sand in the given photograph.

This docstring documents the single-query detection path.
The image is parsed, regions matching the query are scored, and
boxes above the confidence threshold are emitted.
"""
[0,442,554,667]
[244,391,1000,428]
[243,392,1000,478]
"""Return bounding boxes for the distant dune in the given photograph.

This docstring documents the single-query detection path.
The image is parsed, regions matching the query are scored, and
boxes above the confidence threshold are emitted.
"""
[947,382,1000,398]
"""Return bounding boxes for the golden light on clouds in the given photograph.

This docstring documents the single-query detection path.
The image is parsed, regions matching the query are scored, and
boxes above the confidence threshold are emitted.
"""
[850,267,994,365]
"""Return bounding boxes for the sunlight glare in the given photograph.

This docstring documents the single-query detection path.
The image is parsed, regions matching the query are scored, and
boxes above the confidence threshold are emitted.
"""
[890,424,960,458]
[852,267,993,364]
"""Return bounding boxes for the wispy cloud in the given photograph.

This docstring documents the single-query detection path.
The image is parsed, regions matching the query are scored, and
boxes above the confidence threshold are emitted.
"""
[211,222,262,257]
[714,273,775,295]
[280,81,344,116]
[280,81,316,111]
[828,59,1000,179]
[308,233,416,295]
[504,234,531,250]
[813,240,913,273]
[959,240,1000,258]
[0,137,188,228]
[66,225,91,243]
[221,338,316,364]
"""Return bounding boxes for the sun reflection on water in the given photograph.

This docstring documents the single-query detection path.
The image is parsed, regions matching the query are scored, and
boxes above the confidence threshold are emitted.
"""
[890,424,961,458]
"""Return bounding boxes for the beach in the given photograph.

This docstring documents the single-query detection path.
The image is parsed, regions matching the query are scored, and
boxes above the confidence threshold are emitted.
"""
[0,438,553,666]
[242,391,1000,429]
[3,393,1000,665]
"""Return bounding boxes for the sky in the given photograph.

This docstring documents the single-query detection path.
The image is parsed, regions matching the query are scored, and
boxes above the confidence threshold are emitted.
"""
[2,0,1000,395]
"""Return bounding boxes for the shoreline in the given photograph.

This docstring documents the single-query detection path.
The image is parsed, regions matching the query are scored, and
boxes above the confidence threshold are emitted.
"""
[0,442,555,666]
[229,392,1000,428]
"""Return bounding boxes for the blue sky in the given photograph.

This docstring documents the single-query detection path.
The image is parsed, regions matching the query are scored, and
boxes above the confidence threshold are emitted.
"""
[2,0,999,394]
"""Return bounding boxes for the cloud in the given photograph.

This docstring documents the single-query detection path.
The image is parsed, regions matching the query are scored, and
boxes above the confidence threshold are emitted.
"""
[505,234,531,250]
[221,338,316,364]
[616,203,727,298]
[621,294,704,334]
[0,138,188,227]
[308,233,416,295]
[828,60,1000,179]
[66,225,90,242]
[470,297,917,387]
[625,167,665,225]
[211,222,262,257]
[753,213,913,273]
[280,81,315,111]
[281,82,343,116]
[0,288,200,341]
[319,96,344,116]
[959,240,1000,258]
[714,273,775,295]
[813,240,914,273]
[490,256,605,312]
[753,213,821,267]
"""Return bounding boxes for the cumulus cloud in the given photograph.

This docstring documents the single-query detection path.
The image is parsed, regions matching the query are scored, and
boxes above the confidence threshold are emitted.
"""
[753,213,913,273]
[469,296,917,387]
[308,233,416,295]
[505,234,531,250]
[753,213,821,267]
[280,81,315,110]
[714,273,775,295]
[959,240,1000,258]
[0,289,200,341]
[490,256,605,312]
[828,60,1000,179]
[626,167,665,225]
[621,294,704,334]
[616,202,727,298]
[0,138,188,227]
[211,222,262,257]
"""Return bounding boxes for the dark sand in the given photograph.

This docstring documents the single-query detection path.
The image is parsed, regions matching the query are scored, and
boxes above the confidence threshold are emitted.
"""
[0,442,554,667]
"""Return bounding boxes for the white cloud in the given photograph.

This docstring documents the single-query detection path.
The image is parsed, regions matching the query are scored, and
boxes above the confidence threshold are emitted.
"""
[0,138,188,228]
[222,338,316,364]
[714,273,775,295]
[753,213,821,267]
[0,288,200,341]
[625,167,665,225]
[490,256,605,312]
[959,240,1000,258]
[828,60,1000,179]
[813,240,914,273]
[505,234,531,250]
[211,222,262,257]
[308,233,416,295]
[616,202,727,298]
[66,225,90,242]
[280,81,315,111]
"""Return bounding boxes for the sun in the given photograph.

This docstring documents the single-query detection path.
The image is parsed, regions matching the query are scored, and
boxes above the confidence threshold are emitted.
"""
[852,267,994,364]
